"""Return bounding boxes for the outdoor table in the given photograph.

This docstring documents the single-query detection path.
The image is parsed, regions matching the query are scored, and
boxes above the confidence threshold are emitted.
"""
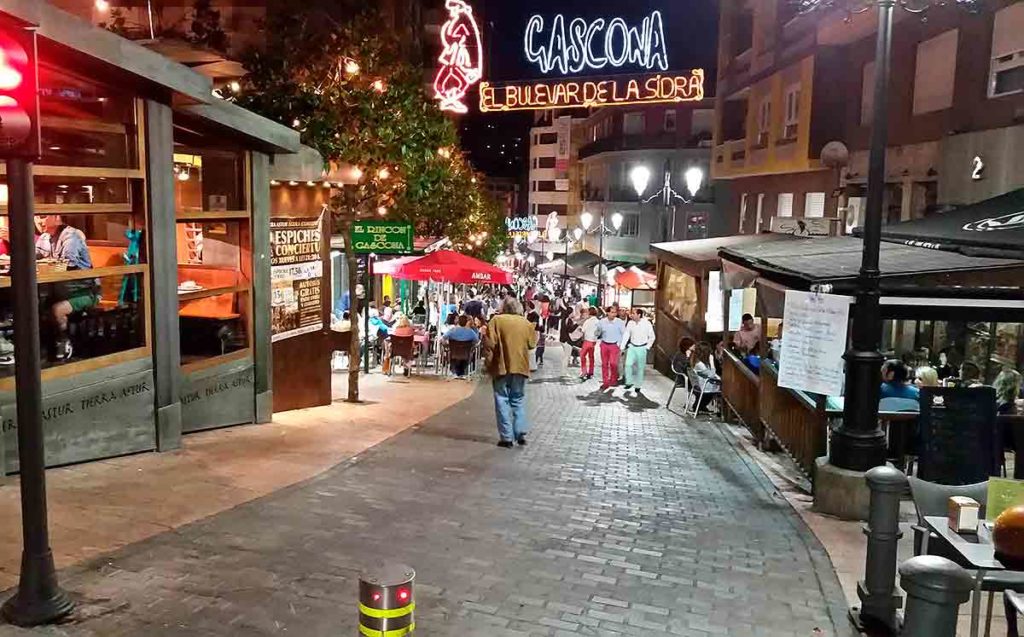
[413,331,430,367]
[924,515,1009,637]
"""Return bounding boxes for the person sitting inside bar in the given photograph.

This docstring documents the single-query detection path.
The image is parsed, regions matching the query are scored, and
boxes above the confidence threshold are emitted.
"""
[732,313,761,353]
[35,214,97,361]
[880,359,920,400]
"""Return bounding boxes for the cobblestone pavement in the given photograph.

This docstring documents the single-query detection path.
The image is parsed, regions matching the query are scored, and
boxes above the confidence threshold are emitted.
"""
[4,364,853,636]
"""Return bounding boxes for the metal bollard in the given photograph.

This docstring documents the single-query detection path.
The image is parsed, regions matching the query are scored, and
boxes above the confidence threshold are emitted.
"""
[900,555,974,637]
[359,563,415,636]
[854,465,908,634]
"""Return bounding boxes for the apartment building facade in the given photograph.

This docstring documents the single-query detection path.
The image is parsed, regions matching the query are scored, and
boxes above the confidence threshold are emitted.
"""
[578,101,721,264]
[714,0,1024,236]
[527,110,585,223]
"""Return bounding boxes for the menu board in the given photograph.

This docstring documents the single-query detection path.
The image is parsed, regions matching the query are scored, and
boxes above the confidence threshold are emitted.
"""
[778,290,852,396]
[270,214,324,343]
[987,478,1024,521]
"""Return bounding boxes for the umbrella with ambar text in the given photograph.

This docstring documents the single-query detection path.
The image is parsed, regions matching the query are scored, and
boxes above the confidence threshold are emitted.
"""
[372,250,514,285]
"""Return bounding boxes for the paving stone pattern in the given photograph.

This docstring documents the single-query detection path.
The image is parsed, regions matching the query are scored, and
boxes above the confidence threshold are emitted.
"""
[5,368,854,636]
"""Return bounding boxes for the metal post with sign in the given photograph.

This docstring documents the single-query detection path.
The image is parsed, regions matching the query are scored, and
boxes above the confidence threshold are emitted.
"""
[350,223,413,375]
[0,26,74,626]
[350,222,414,256]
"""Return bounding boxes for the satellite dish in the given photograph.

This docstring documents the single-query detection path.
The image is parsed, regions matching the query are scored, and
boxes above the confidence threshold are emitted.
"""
[820,141,850,169]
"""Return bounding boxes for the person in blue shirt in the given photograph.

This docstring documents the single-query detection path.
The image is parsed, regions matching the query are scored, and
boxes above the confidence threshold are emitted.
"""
[35,215,97,361]
[445,314,480,377]
[880,359,920,400]
[597,306,626,391]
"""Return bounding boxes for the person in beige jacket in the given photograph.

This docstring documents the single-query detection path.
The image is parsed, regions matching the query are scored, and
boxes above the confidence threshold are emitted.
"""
[483,297,538,447]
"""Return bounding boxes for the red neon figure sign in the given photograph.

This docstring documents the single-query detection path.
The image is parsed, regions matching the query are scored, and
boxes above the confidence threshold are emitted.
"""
[433,0,483,114]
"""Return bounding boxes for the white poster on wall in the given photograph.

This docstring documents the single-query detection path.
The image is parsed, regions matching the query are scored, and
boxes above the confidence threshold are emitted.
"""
[727,291,744,332]
[705,270,724,333]
[778,290,853,396]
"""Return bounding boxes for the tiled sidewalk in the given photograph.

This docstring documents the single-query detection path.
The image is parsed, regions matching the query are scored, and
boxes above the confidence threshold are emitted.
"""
[1,364,853,636]
[0,372,473,591]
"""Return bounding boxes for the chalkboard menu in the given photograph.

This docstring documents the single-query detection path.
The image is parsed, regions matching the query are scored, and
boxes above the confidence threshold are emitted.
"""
[918,386,999,485]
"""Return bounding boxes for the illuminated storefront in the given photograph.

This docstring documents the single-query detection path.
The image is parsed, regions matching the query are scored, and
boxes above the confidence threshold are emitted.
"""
[0,3,298,468]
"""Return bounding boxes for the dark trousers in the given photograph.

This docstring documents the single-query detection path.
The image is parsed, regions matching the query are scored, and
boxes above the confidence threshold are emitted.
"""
[451,359,469,377]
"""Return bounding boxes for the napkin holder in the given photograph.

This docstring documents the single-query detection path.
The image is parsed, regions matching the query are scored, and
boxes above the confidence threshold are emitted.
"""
[948,496,981,534]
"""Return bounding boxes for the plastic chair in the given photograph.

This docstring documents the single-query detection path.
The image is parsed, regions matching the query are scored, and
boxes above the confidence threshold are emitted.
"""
[909,476,1024,637]
[687,372,721,417]
[388,335,418,377]
[666,356,691,408]
[447,339,476,378]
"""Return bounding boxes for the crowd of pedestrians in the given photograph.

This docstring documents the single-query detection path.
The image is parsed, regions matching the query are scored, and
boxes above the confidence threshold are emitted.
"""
[474,287,660,448]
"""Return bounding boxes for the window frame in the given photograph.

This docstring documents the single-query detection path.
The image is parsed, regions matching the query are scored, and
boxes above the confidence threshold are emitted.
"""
[173,146,255,373]
[756,97,772,147]
[782,84,800,140]
[0,89,151,389]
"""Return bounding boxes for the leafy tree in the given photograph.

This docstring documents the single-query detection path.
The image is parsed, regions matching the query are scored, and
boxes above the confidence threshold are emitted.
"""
[235,7,506,401]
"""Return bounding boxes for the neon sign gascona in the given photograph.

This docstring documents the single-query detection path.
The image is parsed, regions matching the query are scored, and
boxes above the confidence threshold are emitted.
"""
[433,0,483,114]
[524,11,669,75]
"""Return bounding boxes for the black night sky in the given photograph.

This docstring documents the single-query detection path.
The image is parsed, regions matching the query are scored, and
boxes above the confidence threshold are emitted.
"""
[458,0,719,183]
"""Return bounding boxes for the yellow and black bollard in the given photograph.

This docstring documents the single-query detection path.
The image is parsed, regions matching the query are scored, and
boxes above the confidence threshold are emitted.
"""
[358,563,415,636]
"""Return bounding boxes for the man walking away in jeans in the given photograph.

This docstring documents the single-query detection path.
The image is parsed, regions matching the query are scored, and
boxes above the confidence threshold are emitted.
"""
[621,308,655,398]
[597,306,626,392]
[483,297,538,448]
[579,306,600,381]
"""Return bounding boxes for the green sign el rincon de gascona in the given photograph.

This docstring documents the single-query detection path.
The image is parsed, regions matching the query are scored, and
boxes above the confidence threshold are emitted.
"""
[350,221,414,254]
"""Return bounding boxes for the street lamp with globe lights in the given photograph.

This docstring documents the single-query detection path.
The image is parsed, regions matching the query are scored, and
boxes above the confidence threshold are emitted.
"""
[793,0,981,630]
[576,209,625,307]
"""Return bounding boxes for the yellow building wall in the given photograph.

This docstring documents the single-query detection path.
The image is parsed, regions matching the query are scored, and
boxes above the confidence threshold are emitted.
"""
[713,55,826,180]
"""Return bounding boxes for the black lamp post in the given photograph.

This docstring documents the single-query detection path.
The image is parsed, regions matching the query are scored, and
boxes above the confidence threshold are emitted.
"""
[578,210,623,307]
[796,0,981,474]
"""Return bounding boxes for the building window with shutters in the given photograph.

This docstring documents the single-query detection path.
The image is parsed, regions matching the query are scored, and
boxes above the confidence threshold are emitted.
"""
[777,193,794,218]
[782,85,800,140]
[755,98,771,148]
[804,192,826,218]
[619,213,640,237]
[663,110,677,132]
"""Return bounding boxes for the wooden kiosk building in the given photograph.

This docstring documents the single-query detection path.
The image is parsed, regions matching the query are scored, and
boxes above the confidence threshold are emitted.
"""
[0,2,300,470]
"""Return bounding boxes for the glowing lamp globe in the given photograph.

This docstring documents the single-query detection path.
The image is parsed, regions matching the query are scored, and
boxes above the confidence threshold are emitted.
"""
[629,165,651,198]
[684,166,704,198]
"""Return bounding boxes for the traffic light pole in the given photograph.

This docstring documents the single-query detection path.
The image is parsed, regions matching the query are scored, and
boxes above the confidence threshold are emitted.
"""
[2,159,74,626]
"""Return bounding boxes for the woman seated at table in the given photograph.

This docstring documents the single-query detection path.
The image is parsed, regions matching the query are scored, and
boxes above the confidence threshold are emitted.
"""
[688,341,721,412]
[914,366,939,388]
[444,315,479,378]
[995,368,1022,415]
[389,314,416,338]
[880,359,920,400]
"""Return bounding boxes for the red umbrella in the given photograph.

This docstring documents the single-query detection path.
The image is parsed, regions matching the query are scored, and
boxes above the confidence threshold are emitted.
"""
[614,266,656,290]
[372,250,513,285]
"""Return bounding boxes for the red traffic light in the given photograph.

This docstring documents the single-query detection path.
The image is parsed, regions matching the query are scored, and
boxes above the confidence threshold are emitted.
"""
[0,28,38,158]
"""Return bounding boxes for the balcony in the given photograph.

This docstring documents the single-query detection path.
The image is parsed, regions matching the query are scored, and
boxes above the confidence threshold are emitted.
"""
[578,132,711,160]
